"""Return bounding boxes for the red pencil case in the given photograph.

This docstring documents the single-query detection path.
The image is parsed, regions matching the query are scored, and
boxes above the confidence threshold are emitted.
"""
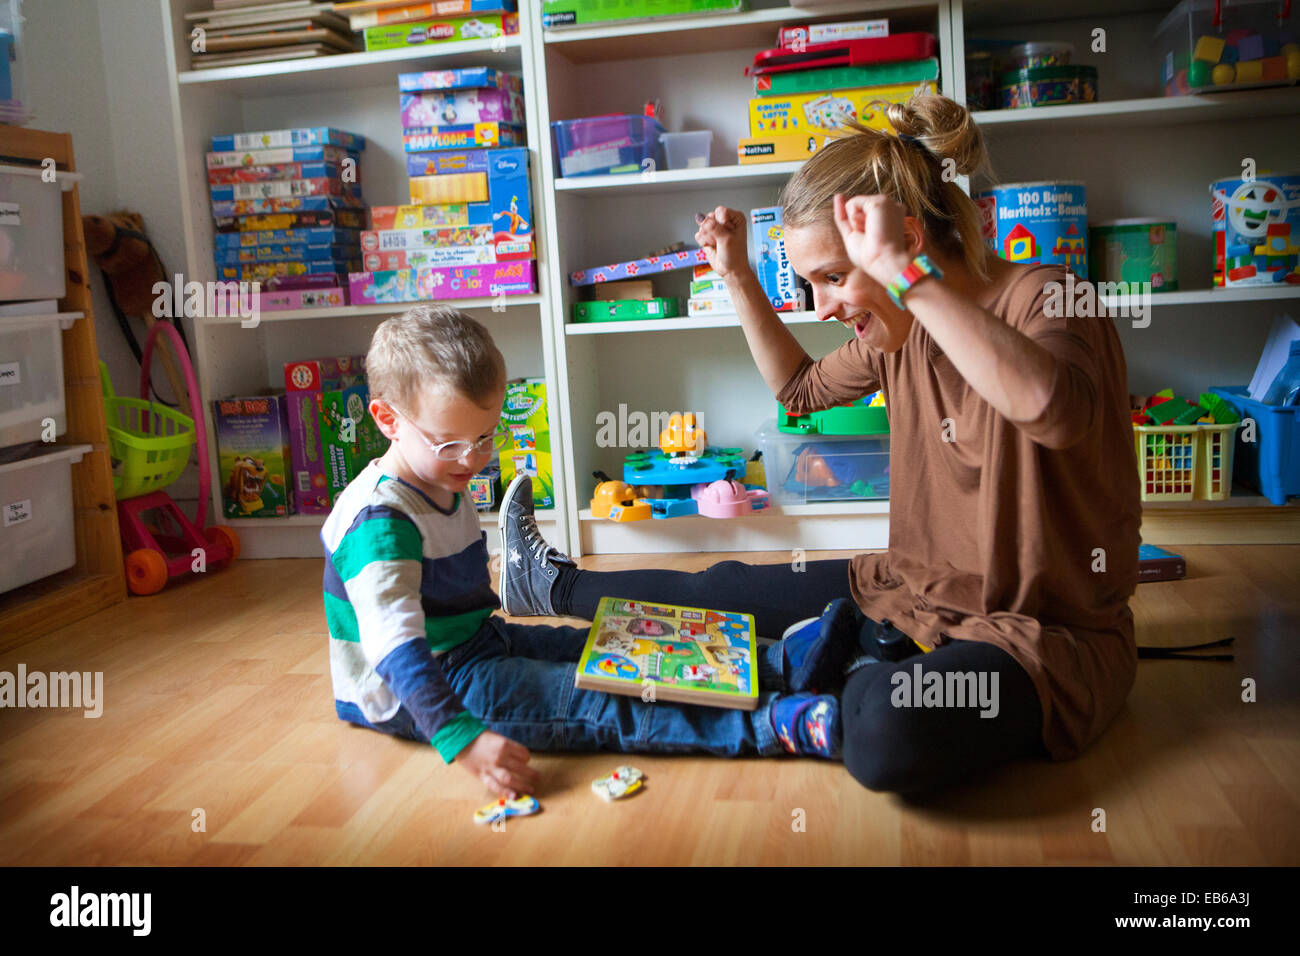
[747,32,936,76]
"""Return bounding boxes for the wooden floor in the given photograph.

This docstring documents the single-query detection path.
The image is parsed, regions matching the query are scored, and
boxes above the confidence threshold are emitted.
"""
[1,545,1297,866]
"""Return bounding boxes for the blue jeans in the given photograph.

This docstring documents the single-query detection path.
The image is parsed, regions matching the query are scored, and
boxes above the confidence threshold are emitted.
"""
[374,615,790,757]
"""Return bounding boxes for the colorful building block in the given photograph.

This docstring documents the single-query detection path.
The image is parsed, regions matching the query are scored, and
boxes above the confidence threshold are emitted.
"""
[1193,34,1225,62]
[1238,33,1264,61]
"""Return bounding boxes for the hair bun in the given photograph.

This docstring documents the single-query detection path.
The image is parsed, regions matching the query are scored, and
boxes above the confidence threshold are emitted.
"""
[885,93,987,178]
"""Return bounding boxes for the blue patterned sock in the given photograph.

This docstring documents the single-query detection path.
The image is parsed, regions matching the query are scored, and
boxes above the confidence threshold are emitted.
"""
[770,693,842,759]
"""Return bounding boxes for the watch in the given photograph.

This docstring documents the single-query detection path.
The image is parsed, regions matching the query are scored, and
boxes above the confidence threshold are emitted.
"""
[885,254,943,311]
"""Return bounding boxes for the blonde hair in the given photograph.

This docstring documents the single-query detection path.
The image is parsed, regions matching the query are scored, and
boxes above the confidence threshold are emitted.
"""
[779,91,992,280]
[366,304,505,412]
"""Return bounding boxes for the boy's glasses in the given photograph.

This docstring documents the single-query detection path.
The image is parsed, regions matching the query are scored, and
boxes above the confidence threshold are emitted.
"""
[389,403,498,461]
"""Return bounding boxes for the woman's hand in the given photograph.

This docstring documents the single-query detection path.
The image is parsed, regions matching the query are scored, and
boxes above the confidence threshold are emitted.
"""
[694,206,751,282]
[832,194,914,286]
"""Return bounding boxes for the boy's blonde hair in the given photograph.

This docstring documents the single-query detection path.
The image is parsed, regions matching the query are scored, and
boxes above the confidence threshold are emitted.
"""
[366,305,506,412]
[779,91,993,280]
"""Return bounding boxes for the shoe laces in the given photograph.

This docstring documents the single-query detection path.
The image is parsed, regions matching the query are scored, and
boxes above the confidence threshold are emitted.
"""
[519,515,567,565]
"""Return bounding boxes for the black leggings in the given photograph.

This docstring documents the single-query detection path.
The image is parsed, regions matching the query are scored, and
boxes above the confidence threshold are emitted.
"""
[554,558,1048,794]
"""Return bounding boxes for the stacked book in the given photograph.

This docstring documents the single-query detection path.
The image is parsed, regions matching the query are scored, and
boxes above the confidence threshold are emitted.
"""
[349,67,535,305]
[186,1,358,71]
[334,0,520,52]
[207,126,367,309]
[739,18,939,164]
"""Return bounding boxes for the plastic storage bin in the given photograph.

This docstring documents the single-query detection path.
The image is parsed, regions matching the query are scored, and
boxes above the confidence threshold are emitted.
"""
[0,443,90,594]
[0,310,66,458]
[0,163,67,300]
[1155,0,1299,96]
[1210,385,1300,505]
[660,130,712,170]
[756,419,889,504]
[551,114,665,177]
[1133,421,1240,502]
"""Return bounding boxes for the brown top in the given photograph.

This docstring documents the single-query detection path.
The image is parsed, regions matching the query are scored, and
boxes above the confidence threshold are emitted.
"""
[777,262,1142,760]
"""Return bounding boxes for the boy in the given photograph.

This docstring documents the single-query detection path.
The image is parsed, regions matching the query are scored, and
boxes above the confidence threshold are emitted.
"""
[322,305,853,798]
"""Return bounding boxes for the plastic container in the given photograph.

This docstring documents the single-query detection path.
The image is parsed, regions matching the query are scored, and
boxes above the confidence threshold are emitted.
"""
[1089,219,1178,291]
[1134,424,1199,501]
[0,443,91,594]
[660,130,712,170]
[551,114,665,177]
[755,419,889,504]
[1008,41,1073,69]
[976,181,1088,278]
[965,50,997,110]
[1211,385,1300,504]
[999,65,1097,108]
[1195,422,1239,500]
[0,309,66,457]
[0,163,68,301]
[1156,0,1298,96]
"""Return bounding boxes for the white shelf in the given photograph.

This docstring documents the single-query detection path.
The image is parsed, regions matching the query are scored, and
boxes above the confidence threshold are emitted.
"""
[974,87,1300,132]
[578,500,892,522]
[1100,287,1300,310]
[196,295,543,326]
[177,36,524,96]
[0,310,84,331]
[224,509,557,530]
[553,161,804,196]
[566,310,821,334]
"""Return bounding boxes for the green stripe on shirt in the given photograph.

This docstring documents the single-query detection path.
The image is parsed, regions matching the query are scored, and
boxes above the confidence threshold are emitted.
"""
[433,710,486,762]
[323,590,360,642]
[426,607,494,653]
[332,516,423,581]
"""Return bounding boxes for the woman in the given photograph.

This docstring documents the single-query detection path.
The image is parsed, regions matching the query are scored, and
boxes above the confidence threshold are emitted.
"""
[501,93,1142,794]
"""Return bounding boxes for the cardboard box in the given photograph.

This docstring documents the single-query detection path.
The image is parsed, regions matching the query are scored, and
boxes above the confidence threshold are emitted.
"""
[213,209,366,232]
[400,88,525,130]
[593,279,655,300]
[409,171,490,204]
[405,148,494,177]
[542,0,745,29]
[209,178,363,203]
[751,207,804,312]
[572,297,680,322]
[364,12,519,50]
[283,356,387,514]
[211,128,365,152]
[260,287,350,312]
[206,144,359,169]
[363,246,495,270]
[748,80,933,136]
[214,227,360,249]
[570,247,708,286]
[737,132,832,165]
[361,224,494,252]
[347,260,536,304]
[398,67,522,94]
[207,162,351,185]
[496,378,552,507]
[778,19,887,47]
[369,202,493,230]
[212,394,295,518]
[402,122,524,152]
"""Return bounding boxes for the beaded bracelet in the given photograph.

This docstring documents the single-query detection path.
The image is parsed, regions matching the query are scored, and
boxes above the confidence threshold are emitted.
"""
[885,254,943,310]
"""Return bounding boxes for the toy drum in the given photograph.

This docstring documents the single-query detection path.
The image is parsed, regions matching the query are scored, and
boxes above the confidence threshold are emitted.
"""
[1210,172,1300,287]
[977,180,1088,279]
[1089,219,1178,291]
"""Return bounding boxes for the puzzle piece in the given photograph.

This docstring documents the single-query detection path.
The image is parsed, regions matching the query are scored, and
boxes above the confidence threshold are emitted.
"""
[592,766,645,802]
[473,794,541,825]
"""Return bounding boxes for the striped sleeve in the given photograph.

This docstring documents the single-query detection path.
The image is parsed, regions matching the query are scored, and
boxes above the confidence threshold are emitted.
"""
[331,504,485,762]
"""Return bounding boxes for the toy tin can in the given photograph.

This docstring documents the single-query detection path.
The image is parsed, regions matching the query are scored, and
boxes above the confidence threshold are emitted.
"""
[1210,172,1300,287]
[998,65,1097,108]
[976,180,1088,279]
[1089,219,1178,291]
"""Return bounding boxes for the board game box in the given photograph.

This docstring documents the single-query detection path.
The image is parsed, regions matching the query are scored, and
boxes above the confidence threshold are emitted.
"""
[576,597,758,710]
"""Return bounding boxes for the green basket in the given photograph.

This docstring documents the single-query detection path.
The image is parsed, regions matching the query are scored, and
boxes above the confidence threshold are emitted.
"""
[100,361,195,500]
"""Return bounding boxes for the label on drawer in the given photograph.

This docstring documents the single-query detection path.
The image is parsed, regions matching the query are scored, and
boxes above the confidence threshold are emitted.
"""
[3,499,32,526]
[0,361,20,386]
[0,201,18,226]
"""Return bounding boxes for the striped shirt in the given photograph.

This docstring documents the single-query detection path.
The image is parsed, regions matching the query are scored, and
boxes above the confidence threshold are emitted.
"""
[321,460,497,761]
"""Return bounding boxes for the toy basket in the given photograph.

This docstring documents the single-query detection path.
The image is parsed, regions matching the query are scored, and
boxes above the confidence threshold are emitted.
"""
[99,361,195,500]
[1194,422,1239,500]
[1134,424,1198,501]
[1134,422,1239,501]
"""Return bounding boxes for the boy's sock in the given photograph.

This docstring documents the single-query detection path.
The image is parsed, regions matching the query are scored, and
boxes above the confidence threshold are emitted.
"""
[782,598,865,694]
[770,693,841,759]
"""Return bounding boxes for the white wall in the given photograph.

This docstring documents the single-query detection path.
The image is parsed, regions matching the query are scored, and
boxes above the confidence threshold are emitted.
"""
[23,0,197,498]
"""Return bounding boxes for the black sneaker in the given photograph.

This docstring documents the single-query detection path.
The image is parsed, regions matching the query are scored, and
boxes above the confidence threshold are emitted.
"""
[498,474,576,616]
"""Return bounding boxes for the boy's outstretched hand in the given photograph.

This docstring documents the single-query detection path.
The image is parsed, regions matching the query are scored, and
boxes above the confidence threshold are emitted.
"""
[694,205,750,281]
[459,730,539,799]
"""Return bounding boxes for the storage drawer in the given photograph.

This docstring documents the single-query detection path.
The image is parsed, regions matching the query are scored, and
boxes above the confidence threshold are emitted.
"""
[0,444,91,593]
[0,163,68,301]
[0,309,66,455]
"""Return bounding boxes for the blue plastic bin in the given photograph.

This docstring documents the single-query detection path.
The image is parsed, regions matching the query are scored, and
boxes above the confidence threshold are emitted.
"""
[1209,386,1300,505]
[551,114,664,177]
